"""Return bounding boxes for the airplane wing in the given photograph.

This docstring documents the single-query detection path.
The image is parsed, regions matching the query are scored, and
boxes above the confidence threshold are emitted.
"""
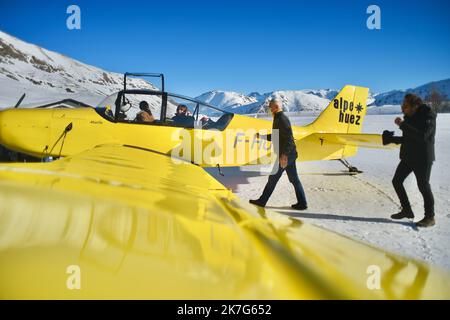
[0,145,449,299]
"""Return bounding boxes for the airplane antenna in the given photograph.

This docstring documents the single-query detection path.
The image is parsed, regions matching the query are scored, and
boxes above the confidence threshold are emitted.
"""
[14,93,26,108]
[47,123,73,159]
[40,145,49,161]
[58,123,73,158]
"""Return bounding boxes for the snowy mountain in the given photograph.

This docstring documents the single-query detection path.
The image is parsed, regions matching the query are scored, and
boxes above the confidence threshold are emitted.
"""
[195,79,449,114]
[196,88,375,114]
[196,90,333,113]
[371,79,450,106]
[0,30,156,108]
[195,90,258,110]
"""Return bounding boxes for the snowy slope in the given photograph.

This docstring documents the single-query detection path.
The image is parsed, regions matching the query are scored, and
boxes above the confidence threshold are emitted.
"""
[0,30,156,108]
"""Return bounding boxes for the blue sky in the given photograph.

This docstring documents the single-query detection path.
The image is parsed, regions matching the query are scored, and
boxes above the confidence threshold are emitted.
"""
[0,0,449,96]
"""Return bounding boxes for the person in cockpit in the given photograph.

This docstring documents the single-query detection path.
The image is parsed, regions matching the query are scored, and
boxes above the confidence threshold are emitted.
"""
[135,101,155,123]
[172,104,195,127]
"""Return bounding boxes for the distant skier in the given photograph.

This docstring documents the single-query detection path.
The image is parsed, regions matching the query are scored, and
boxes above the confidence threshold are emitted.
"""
[249,99,307,210]
[382,93,437,227]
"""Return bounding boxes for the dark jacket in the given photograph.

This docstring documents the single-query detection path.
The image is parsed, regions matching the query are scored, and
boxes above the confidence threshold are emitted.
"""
[265,111,297,157]
[389,104,436,164]
[172,114,195,128]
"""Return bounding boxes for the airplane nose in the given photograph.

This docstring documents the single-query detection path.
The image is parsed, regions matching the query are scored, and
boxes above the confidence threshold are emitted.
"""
[0,109,19,142]
[0,109,6,145]
[0,108,51,157]
[0,109,17,150]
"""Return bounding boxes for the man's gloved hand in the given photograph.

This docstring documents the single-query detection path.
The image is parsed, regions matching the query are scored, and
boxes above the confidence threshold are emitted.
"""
[382,130,395,145]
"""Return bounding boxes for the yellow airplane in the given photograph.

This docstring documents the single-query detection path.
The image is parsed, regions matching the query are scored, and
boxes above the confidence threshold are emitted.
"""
[0,83,385,170]
[0,77,449,299]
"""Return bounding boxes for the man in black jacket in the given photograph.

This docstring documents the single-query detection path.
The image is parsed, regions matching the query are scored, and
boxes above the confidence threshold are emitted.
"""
[172,104,195,128]
[249,99,307,210]
[382,93,437,227]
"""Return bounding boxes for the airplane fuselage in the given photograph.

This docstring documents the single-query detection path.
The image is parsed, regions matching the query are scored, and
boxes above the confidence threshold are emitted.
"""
[0,107,313,167]
[0,85,373,166]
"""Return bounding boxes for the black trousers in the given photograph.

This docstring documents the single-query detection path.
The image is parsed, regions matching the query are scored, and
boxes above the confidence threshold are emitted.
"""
[392,160,434,217]
[258,154,307,206]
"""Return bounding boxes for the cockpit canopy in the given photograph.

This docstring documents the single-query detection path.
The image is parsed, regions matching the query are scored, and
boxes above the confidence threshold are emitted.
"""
[95,90,233,131]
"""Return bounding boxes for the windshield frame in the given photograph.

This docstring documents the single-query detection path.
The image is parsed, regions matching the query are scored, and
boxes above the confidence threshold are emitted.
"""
[114,90,231,122]
[95,89,233,129]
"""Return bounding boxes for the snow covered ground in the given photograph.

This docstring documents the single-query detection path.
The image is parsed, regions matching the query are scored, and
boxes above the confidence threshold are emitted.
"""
[206,114,450,270]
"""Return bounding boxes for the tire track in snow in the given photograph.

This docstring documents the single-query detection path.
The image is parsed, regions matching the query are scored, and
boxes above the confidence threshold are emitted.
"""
[350,174,398,207]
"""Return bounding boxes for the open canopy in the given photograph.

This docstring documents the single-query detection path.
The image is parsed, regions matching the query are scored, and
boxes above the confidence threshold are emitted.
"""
[95,90,234,131]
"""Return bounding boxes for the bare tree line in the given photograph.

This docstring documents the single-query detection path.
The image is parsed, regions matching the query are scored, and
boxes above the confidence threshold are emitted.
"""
[426,86,450,113]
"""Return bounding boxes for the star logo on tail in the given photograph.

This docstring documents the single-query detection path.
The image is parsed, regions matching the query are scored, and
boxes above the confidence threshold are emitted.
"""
[356,103,364,113]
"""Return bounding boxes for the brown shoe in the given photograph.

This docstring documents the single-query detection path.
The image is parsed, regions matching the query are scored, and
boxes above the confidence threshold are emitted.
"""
[415,216,435,228]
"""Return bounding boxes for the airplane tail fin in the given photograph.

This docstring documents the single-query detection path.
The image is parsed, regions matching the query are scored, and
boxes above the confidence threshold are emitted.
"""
[295,85,370,161]
[305,85,369,134]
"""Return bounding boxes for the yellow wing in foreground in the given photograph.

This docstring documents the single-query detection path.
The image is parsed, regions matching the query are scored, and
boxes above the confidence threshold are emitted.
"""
[0,145,448,299]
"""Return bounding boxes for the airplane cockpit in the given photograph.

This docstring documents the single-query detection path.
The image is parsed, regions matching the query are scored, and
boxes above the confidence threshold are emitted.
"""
[95,90,234,131]
[95,72,234,130]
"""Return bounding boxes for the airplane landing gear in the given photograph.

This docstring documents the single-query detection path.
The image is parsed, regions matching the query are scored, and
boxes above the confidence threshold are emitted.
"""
[338,159,362,174]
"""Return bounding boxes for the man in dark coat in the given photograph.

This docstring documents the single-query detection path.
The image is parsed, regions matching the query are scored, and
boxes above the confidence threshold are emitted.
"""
[249,99,307,210]
[172,104,195,128]
[382,93,437,227]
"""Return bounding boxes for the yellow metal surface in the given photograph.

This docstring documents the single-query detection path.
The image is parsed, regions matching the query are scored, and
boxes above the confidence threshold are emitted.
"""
[0,145,449,299]
[299,86,371,160]
[296,133,396,161]
[0,86,389,166]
